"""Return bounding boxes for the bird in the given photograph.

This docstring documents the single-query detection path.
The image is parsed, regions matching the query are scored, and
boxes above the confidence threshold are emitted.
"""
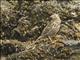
[36,14,61,42]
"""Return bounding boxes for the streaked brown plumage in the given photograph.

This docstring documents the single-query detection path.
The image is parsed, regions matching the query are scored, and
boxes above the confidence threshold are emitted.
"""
[37,14,61,41]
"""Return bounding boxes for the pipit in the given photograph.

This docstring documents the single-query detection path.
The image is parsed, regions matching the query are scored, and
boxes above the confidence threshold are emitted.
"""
[37,14,61,42]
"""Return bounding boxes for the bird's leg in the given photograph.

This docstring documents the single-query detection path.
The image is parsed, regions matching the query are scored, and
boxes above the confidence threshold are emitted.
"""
[48,36,52,42]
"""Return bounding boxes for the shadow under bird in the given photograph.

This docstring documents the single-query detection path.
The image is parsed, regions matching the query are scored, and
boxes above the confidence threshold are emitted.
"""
[37,14,61,42]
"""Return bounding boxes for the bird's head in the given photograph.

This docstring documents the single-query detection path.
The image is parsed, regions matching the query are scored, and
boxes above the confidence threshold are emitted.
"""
[50,14,61,23]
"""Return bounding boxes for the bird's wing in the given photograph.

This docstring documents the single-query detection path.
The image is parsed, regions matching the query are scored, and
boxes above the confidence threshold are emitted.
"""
[41,24,52,36]
[41,21,55,36]
[48,25,60,36]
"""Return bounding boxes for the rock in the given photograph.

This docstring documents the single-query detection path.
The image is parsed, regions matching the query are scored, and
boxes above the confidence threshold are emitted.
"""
[62,40,80,46]
[74,22,80,32]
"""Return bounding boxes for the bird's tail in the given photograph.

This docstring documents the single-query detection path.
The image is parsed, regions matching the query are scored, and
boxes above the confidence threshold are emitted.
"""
[36,36,44,40]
